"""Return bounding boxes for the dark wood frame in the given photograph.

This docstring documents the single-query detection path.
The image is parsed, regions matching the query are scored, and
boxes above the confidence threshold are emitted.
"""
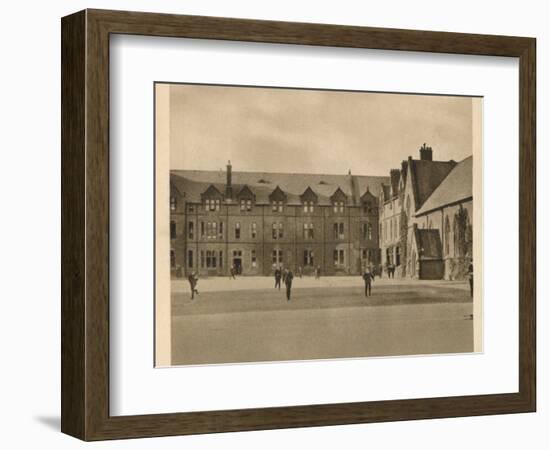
[61,9,536,441]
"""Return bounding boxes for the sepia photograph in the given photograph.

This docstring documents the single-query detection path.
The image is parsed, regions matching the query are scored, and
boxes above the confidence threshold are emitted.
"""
[155,83,482,367]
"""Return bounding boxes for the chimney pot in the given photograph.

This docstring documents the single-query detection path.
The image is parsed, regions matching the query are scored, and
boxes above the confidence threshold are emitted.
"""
[420,144,433,161]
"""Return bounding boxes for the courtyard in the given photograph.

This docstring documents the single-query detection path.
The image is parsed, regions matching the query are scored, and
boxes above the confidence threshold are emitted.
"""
[170,276,474,366]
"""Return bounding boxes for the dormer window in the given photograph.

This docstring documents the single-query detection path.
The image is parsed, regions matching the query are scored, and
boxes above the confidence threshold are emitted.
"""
[272,201,284,213]
[170,196,177,211]
[269,186,287,213]
[330,187,347,215]
[205,198,221,211]
[333,201,345,213]
[240,199,252,211]
[303,201,314,213]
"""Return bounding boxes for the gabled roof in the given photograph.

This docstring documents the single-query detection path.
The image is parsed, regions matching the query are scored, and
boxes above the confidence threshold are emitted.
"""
[360,187,377,203]
[330,187,348,203]
[414,228,442,260]
[236,184,255,200]
[200,184,223,199]
[409,159,457,211]
[300,186,318,202]
[269,185,287,202]
[171,169,389,206]
[415,156,473,216]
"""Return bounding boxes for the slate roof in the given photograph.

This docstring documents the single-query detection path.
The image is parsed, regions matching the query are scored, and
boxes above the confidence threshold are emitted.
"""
[414,228,443,260]
[410,159,457,211]
[171,170,389,206]
[415,156,473,216]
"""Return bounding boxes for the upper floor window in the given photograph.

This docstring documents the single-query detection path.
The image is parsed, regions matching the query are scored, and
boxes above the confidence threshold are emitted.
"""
[333,222,345,240]
[235,222,241,239]
[272,201,284,213]
[303,201,314,213]
[170,196,177,211]
[250,222,257,239]
[362,222,372,240]
[272,222,284,240]
[188,221,194,240]
[303,223,314,239]
[240,199,252,212]
[204,222,218,239]
[170,221,176,239]
[205,198,221,211]
[333,201,345,213]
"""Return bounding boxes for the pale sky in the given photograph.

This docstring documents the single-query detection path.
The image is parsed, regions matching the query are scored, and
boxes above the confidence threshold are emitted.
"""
[166,83,478,176]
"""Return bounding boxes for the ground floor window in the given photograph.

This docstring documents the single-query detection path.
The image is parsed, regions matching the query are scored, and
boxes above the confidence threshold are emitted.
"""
[206,250,217,268]
[251,249,257,267]
[272,249,283,265]
[303,249,314,266]
[170,250,175,268]
[219,250,223,268]
[333,249,345,266]
[188,249,193,268]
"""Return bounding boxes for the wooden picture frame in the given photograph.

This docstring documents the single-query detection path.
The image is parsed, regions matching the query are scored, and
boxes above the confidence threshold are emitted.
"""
[61,9,536,441]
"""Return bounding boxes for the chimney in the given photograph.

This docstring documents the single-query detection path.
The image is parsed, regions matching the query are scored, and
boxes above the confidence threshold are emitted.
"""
[390,169,400,197]
[225,160,233,200]
[419,143,433,161]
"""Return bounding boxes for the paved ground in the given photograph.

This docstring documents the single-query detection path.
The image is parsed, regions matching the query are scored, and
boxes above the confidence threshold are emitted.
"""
[170,276,473,366]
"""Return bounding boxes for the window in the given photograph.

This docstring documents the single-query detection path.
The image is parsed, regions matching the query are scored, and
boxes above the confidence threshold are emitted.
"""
[303,223,314,239]
[361,222,371,240]
[206,250,217,268]
[170,220,176,239]
[303,249,314,266]
[205,222,218,239]
[205,198,221,211]
[170,196,177,211]
[272,201,283,212]
[363,202,372,214]
[212,222,217,239]
[333,201,344,213]
[200,250,205,268]
[188,250,193,268]
[200,221,205,238]
[188,221,194,239]
[188,204,194,213]
[303,201,314,213]
[251,222,257,239]
[251,250,257,267]
[235,222,241,239]
[240,199,252,211]
[219,221,224,239]
[219,250,223,268]
[334,222,345,239]
[333,249,345,266]
[272,249,283,265]
[170,250,175,268]
[272,222,283,239]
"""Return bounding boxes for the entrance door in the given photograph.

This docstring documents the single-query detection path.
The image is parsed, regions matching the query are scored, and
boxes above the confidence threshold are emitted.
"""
[232,250,243,274]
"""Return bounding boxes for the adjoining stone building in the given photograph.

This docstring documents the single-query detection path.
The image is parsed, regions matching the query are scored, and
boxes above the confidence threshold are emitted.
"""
[379,144,473,280]
[169,162,388,277]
